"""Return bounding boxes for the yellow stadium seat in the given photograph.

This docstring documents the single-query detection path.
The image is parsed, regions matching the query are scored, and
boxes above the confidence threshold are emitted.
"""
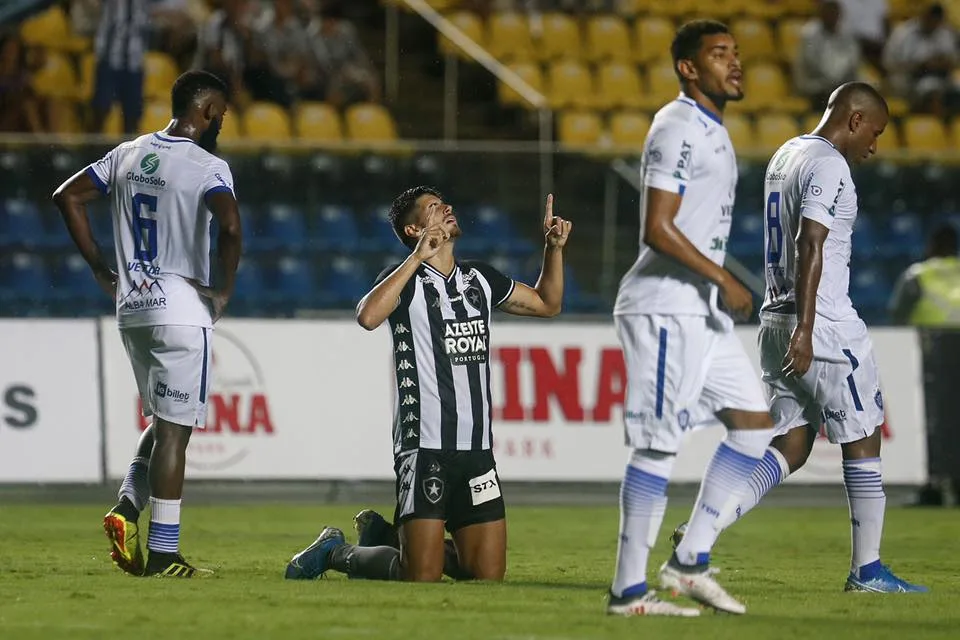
[438,11,485,59]
[756,113,801,150]
[19,6,88,52]
[498,62,545,108]
[597,62,644,109]
[783,0,817,16]
[295,102,343,142]
[886,96,909,118]
[144,52,179,101]
[139,101,172,134]
[777,18,807,63]
[610,111,651,149]
[102,104,124,136]
[77,52,96,101]
[31,52,78,100]
[548,61,595,109]
[345,103,399,142]
[803,112,825,133]
[736,0,788,19]
[902,115,951,152]
[645,0,698,19]
[488,12,535,61]
[585,15,632,63]
[634,17,674,65]
[218,112,242,142]
[742,62,808,113]
[243,102,293,140]
[724,113,755,150]
[639,60,680,110]
[731,18,776,63]
[49,100,81,134]
[538,13,582,61]
[558,110,604,147]
[616,0,644,18]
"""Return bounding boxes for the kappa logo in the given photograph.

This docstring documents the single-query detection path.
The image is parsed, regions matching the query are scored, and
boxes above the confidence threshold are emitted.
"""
[401,394,418,406]
[402,412,418,423]
[396,341,411,353]
[394,324,409,335]
[423,477,444,504]
[398,376,416,389]
[140,153,160,175]
[397,359,413,371]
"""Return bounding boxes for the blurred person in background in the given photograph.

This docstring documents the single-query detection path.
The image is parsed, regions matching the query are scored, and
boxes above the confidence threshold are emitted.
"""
[91,0,148,134]
[889,223,960,507]
[795,0,862,110]
[883,2,959,116]
[148,0,200,71]
[305,0,380,107]
[254,0,312,106]
[0,31,44,132]
[194,0,258,106]
[837,0,889,71]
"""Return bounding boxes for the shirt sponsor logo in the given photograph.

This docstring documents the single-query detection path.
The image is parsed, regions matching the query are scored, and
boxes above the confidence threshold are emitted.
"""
[444,319,488,365]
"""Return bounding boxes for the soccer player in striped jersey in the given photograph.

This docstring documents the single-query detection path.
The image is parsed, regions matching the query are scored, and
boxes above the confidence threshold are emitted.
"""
[53,71,241,577]
[285,186,573,582]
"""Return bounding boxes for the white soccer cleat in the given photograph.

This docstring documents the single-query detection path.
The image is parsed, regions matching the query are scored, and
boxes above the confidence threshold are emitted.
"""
[606,590,701,617]
[658,561,747,615]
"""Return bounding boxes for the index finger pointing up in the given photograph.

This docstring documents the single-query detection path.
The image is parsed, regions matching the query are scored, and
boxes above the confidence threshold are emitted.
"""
[544,193,554,226]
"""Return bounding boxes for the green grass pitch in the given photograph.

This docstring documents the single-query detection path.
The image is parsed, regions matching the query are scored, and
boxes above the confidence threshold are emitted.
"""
[0,503,957,639]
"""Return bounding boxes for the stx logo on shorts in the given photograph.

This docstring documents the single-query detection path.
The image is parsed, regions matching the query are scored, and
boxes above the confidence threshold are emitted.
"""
[155,381,190,403]
[822,408,846,422]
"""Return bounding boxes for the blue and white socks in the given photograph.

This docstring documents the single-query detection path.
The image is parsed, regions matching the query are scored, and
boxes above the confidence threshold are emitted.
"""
[843,457,885,580]
[148,497,182,555]
[674,428,774,566]
[611,450,675,598]
[118,456,150,512]
[716,446,791,531]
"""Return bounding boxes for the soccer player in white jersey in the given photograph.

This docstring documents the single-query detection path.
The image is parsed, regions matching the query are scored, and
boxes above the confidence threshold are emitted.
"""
[673,82,926,593]
[52,71,241,577]
[608,20,776,617]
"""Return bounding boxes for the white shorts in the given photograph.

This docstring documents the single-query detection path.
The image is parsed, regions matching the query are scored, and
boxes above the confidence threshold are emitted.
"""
[121,325,213,428]
[758,316,884,444]
[616,314,768,453]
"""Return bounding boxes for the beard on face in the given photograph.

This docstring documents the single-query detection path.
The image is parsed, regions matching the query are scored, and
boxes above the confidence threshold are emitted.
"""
[198,116,222,153]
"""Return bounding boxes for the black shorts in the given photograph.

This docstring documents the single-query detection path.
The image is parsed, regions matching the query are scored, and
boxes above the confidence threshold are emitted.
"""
[393,448,505,534]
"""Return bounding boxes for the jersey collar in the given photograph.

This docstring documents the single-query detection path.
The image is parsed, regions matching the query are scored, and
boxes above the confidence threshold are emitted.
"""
[422,261,458,282]
[153,132,195,144]
[799,134,838,149]
[676,93,724,125]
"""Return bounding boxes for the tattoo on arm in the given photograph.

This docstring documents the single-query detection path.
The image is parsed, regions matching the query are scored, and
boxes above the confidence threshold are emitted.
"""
[501,298,540,314]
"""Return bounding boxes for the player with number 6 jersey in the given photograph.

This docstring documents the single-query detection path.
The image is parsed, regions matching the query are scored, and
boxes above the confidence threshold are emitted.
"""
[53,70,242,578]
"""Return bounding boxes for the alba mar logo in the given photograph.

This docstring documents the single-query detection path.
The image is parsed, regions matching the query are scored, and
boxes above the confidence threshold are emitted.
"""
[140,153,160,175]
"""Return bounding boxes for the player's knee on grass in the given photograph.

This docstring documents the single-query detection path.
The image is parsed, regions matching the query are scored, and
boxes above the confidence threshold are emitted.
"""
[399,520,445,582]
[718,408,774,431]
[452,520,507,582]
[771,426,817,473]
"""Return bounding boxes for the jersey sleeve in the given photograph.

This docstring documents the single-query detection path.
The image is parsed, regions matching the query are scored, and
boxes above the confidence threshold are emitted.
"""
[466,261,516,307]
[374,263,416,308]
[84,146,121,195]
[799,156,849,230]
[642,117,695,196]
[202,159,236,204]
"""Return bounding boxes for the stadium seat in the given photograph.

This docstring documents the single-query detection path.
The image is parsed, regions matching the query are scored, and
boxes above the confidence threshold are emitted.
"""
[851,215,879,256]
[548,61,595,110]
[312,204,361,252]
[232,258,266,312]
[19,6,88,53]
[634,17,674,64]
[139,101,171,135]
[730,18,777,63]
[597,62,644,110]
[48,102,82,135]
[271,257,317,311]
[345,104,398,143]
[487,254,524,281]
[639,60,681,110]
[295,102,343,143]
[76,52,96,101]
[902,115,952,152]
[367,205,400,251]
[734,0,788,18]
[537,13,582,62]
[558,110,604,147]
[6,253,49,298]
[777,18,807,62]
[610,111,651,149]
[644,0,699,19]
[802,112,825,134]
[438,10,486,59]
[321,256,371,306]
[728,208,765,255]
[498,62,545,108]
[881,212,924,258]
[849,263,891,311]
[741,63,808,113]
[488,12,535,61]
[263,204,308,252]
[31,52,78,100]
[584,15,632,63]
[4,200,50,248]
[144,52,179,101]
[756,113,801,150]
[218,112,243,142]
[723,113,755,151]
[56,254,102,304]
[243,102,292,141]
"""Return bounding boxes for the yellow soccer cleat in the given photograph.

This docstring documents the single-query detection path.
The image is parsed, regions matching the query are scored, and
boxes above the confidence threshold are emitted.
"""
[143,552,214,578]
[103,511,145,576]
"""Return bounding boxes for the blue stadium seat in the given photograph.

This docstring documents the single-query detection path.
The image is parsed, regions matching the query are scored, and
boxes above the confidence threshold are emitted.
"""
[851,215,879,258]
[232,259,266,315]
[1,253,51,311]
[487,254,525,281]
[312,205,360,252]
[262,204,308,252]
[4,199,49,249]
[239,207,270,254]
[728,209,765,257]
[459,205,533,256]
[53,254,104,314]
[367,205,400,251]
[850,263,891,317]
[321,256,371,307]
[881,212,924,259]
[270,257,318,312]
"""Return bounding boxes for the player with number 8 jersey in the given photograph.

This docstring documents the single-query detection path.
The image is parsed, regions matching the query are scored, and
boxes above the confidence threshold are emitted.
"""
[53,71,241,578]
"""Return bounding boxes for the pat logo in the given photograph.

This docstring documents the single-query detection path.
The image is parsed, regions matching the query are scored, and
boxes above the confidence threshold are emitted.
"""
[140,153,160,175]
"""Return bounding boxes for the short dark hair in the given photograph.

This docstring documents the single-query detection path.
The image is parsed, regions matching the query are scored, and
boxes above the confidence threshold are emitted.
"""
[930,223,959,256]
[389,186,442,248]
[671,20,731,80]
[171,70,228,118]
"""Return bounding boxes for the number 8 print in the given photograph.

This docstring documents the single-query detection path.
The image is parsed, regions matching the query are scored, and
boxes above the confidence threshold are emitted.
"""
[765,191,783,266]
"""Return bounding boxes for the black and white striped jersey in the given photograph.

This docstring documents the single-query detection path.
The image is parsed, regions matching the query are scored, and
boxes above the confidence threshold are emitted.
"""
[377,260,515,454]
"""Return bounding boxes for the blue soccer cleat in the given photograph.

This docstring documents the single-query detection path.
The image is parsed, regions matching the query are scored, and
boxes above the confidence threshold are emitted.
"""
[284,527,346,580]
[844,564,928,593]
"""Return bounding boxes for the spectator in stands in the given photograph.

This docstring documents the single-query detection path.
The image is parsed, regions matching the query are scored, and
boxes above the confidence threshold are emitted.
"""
[254,0,312,105]
[837,0,889,71]
[0,31,43,133]
[305,0,381,107]
[794,0,862,110]
[69,0,101,39]
[883,2,959,116]
[148,0,200,71]
[194,0,259,105]
[91,0,148,134]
